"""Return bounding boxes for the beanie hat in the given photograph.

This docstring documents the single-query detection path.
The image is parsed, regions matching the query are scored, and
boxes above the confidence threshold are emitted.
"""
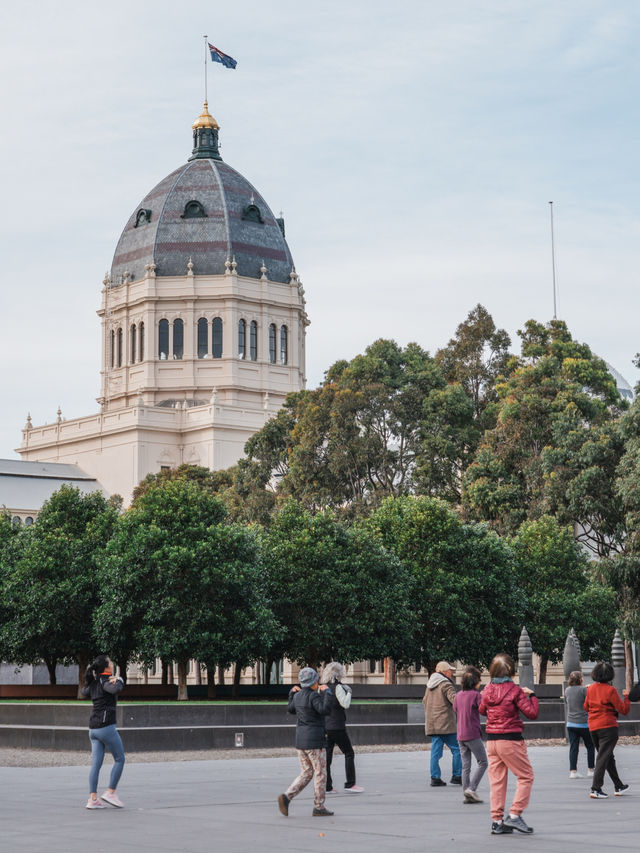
[298,667,319,688]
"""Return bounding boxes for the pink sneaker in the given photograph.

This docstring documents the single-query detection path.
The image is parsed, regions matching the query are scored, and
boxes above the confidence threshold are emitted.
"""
[345,785,364,793]
[86,798,106,809]
[101,791,124,808]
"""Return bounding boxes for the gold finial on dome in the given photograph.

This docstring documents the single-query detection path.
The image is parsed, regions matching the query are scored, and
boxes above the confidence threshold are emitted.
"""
[192,100,219,130]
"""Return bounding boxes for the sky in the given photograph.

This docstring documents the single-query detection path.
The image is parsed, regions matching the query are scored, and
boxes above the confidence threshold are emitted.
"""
[1,1,640,458]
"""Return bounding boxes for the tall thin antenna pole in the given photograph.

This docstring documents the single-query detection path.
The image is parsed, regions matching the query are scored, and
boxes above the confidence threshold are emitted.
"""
[203,35,208,103]
[549,200,557,320]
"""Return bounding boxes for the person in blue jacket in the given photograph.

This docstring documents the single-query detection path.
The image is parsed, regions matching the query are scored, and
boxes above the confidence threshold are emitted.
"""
[278,666,334,817]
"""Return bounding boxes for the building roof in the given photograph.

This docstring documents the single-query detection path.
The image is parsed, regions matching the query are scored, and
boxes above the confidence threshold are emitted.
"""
[605,362,635,401]
[110,105,294,285]
[0,459,104,514]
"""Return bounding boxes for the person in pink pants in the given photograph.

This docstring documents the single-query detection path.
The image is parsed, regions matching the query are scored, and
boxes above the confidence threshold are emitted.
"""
[478,654,539,835]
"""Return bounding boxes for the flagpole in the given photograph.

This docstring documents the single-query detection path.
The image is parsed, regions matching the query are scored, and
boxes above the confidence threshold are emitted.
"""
[203,34,208,103]
[549,201,557,320]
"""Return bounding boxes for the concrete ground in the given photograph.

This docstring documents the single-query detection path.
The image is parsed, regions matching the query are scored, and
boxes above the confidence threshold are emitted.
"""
[1,745,638,853]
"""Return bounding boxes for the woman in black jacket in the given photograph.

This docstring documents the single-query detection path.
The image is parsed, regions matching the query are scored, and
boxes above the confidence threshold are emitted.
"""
[81,654,125,809]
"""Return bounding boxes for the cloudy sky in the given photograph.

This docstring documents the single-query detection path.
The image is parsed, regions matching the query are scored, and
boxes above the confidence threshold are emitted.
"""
[1,1,639,457]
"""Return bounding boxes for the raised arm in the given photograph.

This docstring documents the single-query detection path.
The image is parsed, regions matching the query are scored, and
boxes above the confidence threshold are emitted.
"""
[515,688,539,720]
[102,676,124,695]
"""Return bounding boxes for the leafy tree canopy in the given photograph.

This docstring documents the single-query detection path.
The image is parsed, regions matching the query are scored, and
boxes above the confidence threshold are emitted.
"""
[1,486,119,688]
[510,515,617,676]
[263,501,413,667]
[96,479,276,698]
[464,319,624,542]
[366,495,524,670]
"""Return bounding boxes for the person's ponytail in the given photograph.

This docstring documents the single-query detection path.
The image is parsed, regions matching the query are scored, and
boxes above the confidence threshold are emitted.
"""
[84,665,95,687]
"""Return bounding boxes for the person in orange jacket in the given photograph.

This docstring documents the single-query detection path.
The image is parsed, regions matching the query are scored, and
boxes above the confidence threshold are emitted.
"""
[584,661,630,799]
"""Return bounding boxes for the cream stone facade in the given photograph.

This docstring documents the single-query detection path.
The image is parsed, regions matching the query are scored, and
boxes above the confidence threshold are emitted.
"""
[17,103,308,504]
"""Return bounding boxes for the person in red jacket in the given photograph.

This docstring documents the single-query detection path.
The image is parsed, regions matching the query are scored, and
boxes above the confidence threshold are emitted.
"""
[478,654,539,836]
[584,661,630,799]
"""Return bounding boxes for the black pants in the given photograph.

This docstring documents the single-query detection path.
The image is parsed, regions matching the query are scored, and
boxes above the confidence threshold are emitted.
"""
[567,727,595,771]
[326,729,356,790]
[591,726,623,791]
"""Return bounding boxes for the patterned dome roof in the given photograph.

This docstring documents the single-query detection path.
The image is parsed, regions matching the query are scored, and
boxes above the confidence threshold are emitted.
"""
[110,107,294,284]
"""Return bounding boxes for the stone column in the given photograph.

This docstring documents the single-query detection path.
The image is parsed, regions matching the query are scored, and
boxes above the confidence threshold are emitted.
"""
[518,626,535,692]
[562,630,581,686]
[612,629,626,697]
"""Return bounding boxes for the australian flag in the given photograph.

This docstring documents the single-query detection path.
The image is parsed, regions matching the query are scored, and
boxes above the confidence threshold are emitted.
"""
[208,43,237,69]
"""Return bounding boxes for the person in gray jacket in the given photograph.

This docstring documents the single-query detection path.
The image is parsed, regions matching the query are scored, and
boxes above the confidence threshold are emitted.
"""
[278,667,334,817]
[565,670,595,778]
[321,662,364,793]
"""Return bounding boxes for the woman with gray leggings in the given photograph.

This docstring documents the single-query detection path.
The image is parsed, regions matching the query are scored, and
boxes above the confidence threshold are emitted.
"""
[453,666,488,803]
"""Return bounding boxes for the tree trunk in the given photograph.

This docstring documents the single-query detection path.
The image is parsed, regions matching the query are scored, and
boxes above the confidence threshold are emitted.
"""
[217,664,226,686]
[117,658,128,684]
[538,656,548,684]
[384,657,397,685]
[625,639,635,692]
[168,662,174,685]
[232,663,242,699]
[177,660,189,701]
[45,657,57,685]
[161,659,169,685]
[207,666,217,699]
[264,657,273,686]
[76,652,90,699]
[195,661,202,686]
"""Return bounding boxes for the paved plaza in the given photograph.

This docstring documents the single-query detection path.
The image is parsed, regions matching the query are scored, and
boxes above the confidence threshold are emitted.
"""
[0,745,638,852]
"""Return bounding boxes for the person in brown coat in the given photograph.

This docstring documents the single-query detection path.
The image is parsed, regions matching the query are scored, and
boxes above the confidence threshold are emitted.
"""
[423,660,462,786]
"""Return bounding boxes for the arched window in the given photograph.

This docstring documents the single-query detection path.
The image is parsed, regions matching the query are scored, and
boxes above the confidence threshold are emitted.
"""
[268,323,276,364]
[197,318,208,358]
[250,321,258,361]
[280,325,288,365]
[25,516,34,526]
[181,200,207,219]
[130,324,137,364]
[212,317,223,358]
[139,321,145,362]
[158,319,169,359]
[173,319,184,360]
[238,319,246,359]
[11,516,21,528]
[117,328,123,367]
[110,329,115,368]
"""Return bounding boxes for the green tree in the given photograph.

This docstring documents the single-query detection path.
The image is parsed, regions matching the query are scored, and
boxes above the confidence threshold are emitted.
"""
[510,516,617,681]
[263,501,413,667]
[96,480,276,700]
[463,319,624,541]
[2,487,119,694]
[435,303,512,427]
[247,339,477,515]
[367,496,523,671]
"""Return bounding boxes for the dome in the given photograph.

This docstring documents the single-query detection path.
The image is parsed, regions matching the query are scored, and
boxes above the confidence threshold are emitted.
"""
[110,105,294,284]
[605,361,635,401]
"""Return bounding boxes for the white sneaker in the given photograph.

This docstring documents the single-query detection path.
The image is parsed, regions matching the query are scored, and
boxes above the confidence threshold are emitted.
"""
[345,785,364,792]
[101,791,124,808]
[569,770,583,779]
[587,769,594,777]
